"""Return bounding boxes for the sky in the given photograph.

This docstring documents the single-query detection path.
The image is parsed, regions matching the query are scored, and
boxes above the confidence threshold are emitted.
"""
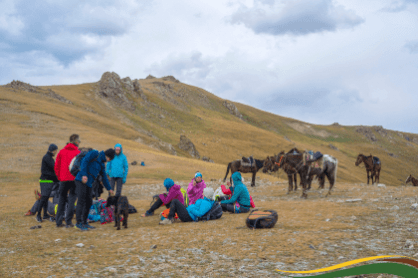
[1,0,418,133]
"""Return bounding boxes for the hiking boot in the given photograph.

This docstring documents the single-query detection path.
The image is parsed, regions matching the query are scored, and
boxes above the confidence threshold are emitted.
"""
[36,214,42,223]
[74,223,88,231]
[49,216,56,222]
[42,215,49,220]
[159,218,173,225]
[65,223,74,228]
[84,224,96,230]
[142,211,154,217]
[56,224,65,228]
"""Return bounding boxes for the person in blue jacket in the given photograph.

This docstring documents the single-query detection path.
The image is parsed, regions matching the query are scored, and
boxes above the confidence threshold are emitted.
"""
[159,188,215,225]
[220,172,251,213]
[74,148,115,231]
[106,143,129,196]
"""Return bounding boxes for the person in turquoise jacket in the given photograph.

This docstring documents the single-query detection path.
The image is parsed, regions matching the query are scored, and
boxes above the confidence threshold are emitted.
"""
[105,143,129,196]
[220,172,251,213]
[159,188,215,225]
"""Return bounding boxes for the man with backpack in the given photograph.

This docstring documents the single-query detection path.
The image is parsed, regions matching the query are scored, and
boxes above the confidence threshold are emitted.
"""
[54,134,81,228]
[106,143,129,196]
[36,144,60,223]
[74,148,115,231]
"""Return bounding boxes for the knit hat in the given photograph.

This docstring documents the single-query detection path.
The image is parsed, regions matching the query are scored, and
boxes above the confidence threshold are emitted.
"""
[164,178,174,191]
[203,187,214,200]
[48,144,58,152]
[104,148,116,160]
[195,172,202,179]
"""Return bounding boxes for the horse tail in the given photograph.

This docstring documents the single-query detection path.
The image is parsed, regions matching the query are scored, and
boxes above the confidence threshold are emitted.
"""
[223,162,232,182]
[333,158,338,184]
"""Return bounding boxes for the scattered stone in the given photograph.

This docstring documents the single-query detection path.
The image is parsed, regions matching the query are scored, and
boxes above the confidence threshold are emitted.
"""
[76,243,84,248]
[405,240,414,249]
[309,245,315,250]
[351,216,357,221]
[329,144,338,151]
[108,268,117,273]
[391,205,400,210]
[178,135,200,159]
[319,251,328,256]
[89,245,95,249]
[407,228,413,232]
[284,136,291,142]
[413,253,418,258]
[131,161,138,166]
[346,199,362,202]
[411,203,418,210]
[338,256,345,260]
[377,184,386,188]
[325,219,330,222]
[150,245,157,249]
[55,239,61,242]
[30,225,41,229]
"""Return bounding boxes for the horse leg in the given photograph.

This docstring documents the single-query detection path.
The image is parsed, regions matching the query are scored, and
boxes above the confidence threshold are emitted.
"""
[294,174,298,191]
[367,170,370,185]
[287,174,293,194]
[251,171,256,187]
[325,173,334,197]
[223,163,231,182]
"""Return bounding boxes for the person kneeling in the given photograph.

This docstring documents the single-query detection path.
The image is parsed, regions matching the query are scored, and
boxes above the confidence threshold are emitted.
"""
[160,188,214,225]
[220,172,251,213]
[142,178,184,217]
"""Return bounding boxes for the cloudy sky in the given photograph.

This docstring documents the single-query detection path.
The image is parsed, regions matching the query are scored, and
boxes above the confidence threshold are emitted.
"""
[1,0,418,133]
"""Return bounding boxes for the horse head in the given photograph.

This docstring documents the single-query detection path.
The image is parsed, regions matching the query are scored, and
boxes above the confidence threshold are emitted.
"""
[406,175,412,185]
[262,156,274,173]
[273,152,286,171]
[355,154,364,166]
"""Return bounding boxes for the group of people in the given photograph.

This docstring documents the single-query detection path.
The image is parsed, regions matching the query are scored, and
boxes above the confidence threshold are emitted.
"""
[30,133,254,230]
[33,134,129,231]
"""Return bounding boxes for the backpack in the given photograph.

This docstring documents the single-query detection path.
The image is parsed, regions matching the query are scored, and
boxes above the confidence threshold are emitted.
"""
[196,202,223,222]
[180,188,189,207]
[246,210,278,229]
[69,151,90,177]
[128,204,137,214]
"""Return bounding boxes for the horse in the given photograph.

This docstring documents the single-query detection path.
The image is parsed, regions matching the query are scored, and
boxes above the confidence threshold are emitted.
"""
[223,157,265,187]
[263,151,299,193]
[316,155,338,197]
[406,175,418,186]
[355,154,381,185]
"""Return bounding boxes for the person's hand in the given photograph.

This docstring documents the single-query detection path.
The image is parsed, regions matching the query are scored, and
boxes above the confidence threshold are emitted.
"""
[82,176,88,184]
[227,181,231,187]
[193,179,196,186]
[109,190,114,196]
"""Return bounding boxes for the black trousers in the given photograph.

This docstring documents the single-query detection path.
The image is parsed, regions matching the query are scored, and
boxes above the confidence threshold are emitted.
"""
[75,181,92,225]
[221,203,250,214]
[56,181,77,225]
[168,199,193,222]
[110,177,123,196]
[147,197,170,214]
[38,182,57,217]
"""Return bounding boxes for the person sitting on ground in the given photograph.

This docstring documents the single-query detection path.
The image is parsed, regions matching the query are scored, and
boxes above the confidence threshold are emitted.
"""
[74,148,115,231]
[187,171,206,205]
[106,143,129,197]
[220,172,251,214]
[36,144,60,223]
[142,178,184,217]
[25,190,56,216]
[54,134,81,228]
[159,187,215,225]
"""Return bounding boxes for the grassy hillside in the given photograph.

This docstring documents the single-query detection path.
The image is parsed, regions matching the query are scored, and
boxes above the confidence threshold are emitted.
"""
[1,73,417,185]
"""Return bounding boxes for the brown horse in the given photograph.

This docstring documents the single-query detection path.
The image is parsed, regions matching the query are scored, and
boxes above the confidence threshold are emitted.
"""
[355,154,381,185]
[406,175,418,186]
[263,151,299,193]
[223,157,265,187]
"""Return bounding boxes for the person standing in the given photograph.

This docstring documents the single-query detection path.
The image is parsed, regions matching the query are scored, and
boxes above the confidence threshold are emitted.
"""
[54,134,81,228]
[74,148,115,231]
[37,144,59,222]
[105,143,129,196]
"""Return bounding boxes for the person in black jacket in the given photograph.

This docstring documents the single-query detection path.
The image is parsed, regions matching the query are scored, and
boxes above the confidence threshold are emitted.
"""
[37,144,59,223]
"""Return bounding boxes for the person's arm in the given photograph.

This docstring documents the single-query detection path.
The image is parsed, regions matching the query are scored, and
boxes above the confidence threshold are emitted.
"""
[221,186,241,204]
[187,180,196,195]
[159,187,177,203]
[78,150,98,178]
[123,155,129,184]
[54,152,61,181]
[100,162,112,191]
[105,160,111,176]
[221,185,232,195]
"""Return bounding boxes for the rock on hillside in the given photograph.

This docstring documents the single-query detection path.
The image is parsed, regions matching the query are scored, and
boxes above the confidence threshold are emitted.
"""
[356,126,377,141]
[223,100,242,119]
[4,80,73,104]
[178,135,200,159]
[97,72,145,111]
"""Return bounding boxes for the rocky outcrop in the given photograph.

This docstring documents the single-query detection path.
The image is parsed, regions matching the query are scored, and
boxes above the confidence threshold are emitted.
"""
[4,80,73,104]
[355,126,377,142]
[162,75,180,83]
[202,156,214,163]
[178,135,200,159]
[145,74,156,79]
[97,72,145,111]
[223,100,242,119]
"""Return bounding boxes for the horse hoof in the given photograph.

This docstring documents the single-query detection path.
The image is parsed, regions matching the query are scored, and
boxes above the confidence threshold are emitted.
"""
[117,227,121,230]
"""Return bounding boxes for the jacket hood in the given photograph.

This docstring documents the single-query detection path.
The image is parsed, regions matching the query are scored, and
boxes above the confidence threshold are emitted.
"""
[99,151,107,162]
[114,143,123,155]
[232,172,243,186]
[169,184,181,192]
[64,143,79,151]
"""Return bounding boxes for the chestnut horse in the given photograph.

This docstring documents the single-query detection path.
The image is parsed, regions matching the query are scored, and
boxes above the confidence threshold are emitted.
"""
[406,175,418,186]
[355,154,381,185]
[263,151,299,193]
[223,158,265,187]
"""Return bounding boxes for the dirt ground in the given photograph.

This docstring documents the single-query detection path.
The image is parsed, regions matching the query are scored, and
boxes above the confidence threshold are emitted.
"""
[1,175,418,278]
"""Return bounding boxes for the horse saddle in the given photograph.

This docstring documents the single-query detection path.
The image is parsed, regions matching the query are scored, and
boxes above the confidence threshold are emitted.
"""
[373,156,380,165]
[242,156,254,167]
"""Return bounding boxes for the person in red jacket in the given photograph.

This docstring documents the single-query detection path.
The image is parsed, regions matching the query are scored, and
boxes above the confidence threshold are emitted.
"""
[54,134,81,228]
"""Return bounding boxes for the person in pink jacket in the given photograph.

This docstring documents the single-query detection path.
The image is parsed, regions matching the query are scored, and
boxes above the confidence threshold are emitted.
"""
[187,172,206,205]
[142,178,184,217]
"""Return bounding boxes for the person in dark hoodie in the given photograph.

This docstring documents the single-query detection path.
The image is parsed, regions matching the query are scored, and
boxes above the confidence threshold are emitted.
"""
[105,143,129,196]
[54,134,81,228]
[74,148,115,231]
[37,144,59,222]
[142,178,184,217]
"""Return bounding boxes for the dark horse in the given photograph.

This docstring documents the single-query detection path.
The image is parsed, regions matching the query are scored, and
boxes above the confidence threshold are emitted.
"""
[223,157,265,187]
[263,149,300,192]
[406,175,418,186]
[355,154,381,185]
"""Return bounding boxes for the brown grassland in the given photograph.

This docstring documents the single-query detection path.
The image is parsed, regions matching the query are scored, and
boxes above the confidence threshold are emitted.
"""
[1,75,418,277]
